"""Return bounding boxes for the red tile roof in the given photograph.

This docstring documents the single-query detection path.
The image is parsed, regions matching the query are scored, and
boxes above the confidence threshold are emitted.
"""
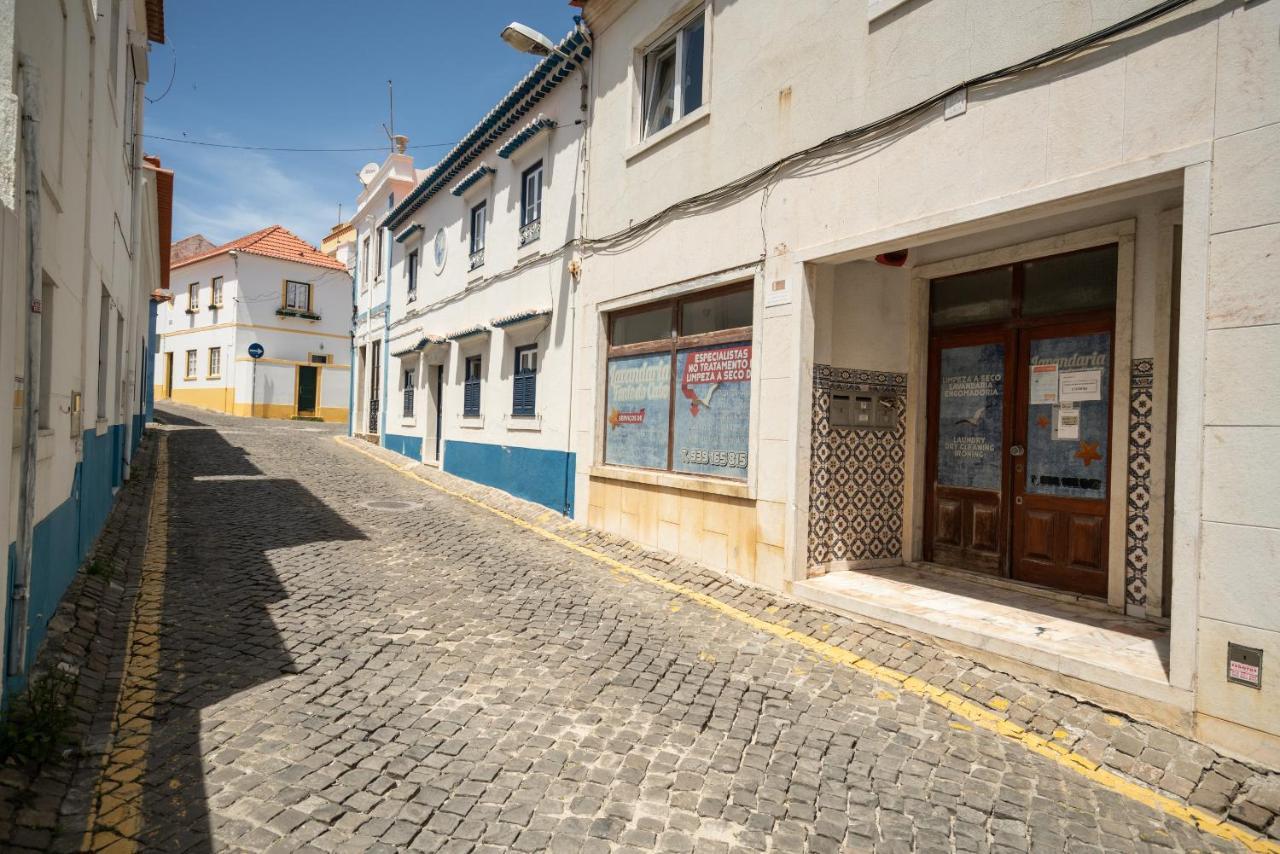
[143,156,174,289]
[171,225,348,272]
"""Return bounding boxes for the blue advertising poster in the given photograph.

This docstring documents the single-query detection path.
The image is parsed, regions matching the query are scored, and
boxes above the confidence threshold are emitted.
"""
[936,343,1004,491]
[1026,332,1111,499]
[672,343,751,479]
[604,353,671,470]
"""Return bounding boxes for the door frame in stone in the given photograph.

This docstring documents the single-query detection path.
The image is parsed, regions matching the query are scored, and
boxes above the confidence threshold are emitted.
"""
[907,221,1136,610]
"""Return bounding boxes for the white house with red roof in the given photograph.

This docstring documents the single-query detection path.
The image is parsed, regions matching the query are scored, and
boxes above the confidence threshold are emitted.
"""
[154,225,353,422]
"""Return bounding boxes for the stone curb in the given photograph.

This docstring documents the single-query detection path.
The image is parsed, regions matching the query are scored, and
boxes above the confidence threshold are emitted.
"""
[339,435,1280,845]
[0,434,160,852]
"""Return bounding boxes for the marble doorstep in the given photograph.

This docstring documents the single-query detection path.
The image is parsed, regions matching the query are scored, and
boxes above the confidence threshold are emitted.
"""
[794,566,1189,709]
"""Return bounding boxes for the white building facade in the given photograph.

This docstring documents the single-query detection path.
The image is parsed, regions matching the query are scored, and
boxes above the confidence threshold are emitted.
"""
[368,24,590,515]
[351,142,421,442]
[572,0,1280,762]
[154,226,352,422]
[1,0,167,698]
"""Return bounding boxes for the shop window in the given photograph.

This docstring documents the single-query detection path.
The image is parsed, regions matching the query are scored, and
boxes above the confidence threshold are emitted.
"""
[930,267,1011,328]
[930,244,1118,329]
[513,345,537,417]
[464,355,483,417]
[604,283,753,479]
[1021,244,1118,317]
[643,8,706,138]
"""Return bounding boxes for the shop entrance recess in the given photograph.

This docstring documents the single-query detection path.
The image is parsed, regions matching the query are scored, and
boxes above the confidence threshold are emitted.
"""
[924,244,1118,597]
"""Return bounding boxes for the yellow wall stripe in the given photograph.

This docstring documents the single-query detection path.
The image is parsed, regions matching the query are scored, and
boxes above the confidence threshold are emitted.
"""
[81,434,170,853]
[336,435,1279,854]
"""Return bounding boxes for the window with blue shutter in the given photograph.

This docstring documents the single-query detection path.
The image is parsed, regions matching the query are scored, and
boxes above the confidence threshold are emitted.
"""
[513,345,537,417]
[403,368,415,418]
[464,355,483,416]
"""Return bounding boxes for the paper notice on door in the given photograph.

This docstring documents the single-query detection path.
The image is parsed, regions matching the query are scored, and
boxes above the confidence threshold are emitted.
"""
[1059,369,1102,402]
[1053,403,1080,440]
[1029,363,1059,404]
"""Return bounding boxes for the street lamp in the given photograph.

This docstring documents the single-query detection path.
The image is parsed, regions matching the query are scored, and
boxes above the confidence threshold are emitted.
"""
[500,22,559,57]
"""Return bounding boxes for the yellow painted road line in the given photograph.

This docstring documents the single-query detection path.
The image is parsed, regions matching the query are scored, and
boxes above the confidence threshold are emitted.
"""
[81,434,170,854]
[337,435,1278,854]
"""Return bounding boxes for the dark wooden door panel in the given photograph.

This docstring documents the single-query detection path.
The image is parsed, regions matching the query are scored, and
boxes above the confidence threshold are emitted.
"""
[935,497,962,548]
[1065,513,1105,571]
[1021,509,1057,562]
[970,502,1002,555]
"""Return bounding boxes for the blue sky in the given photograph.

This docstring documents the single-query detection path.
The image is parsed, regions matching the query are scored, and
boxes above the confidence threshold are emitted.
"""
[144,2,582,247]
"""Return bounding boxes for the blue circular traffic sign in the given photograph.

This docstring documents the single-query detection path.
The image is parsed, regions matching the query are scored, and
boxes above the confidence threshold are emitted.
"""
[248,342,264,359]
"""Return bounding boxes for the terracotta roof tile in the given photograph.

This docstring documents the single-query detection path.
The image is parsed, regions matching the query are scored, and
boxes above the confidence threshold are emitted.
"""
[171,225,348,272]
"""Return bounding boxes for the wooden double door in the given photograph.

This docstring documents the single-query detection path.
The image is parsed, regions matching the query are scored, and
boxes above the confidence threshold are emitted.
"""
[925,260,1116,597]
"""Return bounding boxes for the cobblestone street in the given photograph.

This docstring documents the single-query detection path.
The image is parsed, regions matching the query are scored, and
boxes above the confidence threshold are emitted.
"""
[13,404,1280,853]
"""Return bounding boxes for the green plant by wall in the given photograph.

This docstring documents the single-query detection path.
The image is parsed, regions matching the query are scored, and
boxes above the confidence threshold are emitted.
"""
[0,667,76,766]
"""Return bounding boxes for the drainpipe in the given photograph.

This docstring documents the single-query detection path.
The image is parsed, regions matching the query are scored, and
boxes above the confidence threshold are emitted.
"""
[123,50,146,471]
[562,26,592,518]
[9,59,41,677]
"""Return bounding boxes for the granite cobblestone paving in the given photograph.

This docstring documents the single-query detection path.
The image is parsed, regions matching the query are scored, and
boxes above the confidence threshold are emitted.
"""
[4,403,1278,852]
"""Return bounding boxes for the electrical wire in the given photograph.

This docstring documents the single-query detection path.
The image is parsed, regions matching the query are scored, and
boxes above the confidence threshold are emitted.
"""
[579,0,1200,254]
[145,42,177,105]
[141,135,458,153]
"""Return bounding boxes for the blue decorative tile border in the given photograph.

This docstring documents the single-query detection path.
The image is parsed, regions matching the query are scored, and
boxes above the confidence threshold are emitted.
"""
[808,366,907,572]
[1126,358,1154,607]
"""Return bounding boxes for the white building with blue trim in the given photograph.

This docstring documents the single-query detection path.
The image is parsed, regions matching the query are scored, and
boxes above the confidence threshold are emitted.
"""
[351,138,423,443]
[361,23,591,516]
[1,0,167,700]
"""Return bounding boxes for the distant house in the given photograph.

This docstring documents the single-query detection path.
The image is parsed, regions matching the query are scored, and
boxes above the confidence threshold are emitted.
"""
[154,226,353,423]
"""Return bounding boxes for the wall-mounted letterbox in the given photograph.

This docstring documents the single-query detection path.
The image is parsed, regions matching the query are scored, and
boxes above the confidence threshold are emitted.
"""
[830,392,896,430]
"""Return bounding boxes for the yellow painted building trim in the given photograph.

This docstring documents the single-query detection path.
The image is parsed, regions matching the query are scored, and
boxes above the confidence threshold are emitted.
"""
[336,435,1280,854]
[158,321,350,341]
[163,386,236,414]
[234,356,350,370]
[230,402,348,423]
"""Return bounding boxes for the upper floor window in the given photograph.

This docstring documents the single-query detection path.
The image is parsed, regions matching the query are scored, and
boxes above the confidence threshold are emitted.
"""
[361,235,371,288]
[407,249,419,299]
[376,228,385,278]
[284,280,312,312]
[520,162,543,246]
[211,276,224,307]
[470,202,487,269]
[187,282,199,312]
[643,10,706,138]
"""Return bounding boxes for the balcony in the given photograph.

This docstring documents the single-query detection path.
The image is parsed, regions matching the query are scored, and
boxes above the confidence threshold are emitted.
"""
[518,220,541,247]
[469,248,485,271]
[276,306,321,321]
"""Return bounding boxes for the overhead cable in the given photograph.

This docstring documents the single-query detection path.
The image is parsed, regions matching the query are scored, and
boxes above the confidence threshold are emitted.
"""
[580,0,1199,254]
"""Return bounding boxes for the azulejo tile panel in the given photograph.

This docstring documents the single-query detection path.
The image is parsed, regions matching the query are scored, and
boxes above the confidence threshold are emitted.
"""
[1126,358,1154,608]
[808,366,907,574]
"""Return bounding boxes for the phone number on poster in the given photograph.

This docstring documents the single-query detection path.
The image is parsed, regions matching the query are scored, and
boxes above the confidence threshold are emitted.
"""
[680,448,748,468]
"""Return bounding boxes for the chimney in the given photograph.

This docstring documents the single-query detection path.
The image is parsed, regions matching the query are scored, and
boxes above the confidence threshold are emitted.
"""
[393,134,409,154]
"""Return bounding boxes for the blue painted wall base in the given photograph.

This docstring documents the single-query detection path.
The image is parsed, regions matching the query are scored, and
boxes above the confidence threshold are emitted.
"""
[382,432,423,462]
[4,425,128,699]
[444,440,575,516]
